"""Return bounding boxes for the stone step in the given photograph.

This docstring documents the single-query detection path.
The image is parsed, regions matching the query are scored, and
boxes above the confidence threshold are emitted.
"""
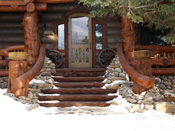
[39,102,110,107]
[54,82,105,88]
[41,88,117,94]
[38,95,117,101]
[52,77,105,82]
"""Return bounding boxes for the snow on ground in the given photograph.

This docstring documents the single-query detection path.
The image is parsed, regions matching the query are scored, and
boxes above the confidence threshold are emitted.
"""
[0,88,175,131]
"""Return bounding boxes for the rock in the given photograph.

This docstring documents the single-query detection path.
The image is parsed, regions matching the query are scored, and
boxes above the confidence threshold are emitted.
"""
[144,105,154,110]
[106,85,119,89]
[114,68,122,73]
[119,73,125,78]
[159,84,166,90]
[129,99,137,104]
[154,77,161,85]
[126,104,140,113]
[154,102,175,114]
[26,104,40,111]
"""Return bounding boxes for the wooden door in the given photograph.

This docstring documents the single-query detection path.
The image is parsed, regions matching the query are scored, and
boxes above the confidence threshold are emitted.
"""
[68,14,92,68]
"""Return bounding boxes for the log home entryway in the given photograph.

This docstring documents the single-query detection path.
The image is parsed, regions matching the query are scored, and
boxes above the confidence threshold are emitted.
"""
[38,68,118,107]
[68,14,92,68]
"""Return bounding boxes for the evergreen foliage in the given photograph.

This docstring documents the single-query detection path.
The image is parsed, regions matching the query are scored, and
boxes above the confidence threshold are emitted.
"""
[79,0,175,44]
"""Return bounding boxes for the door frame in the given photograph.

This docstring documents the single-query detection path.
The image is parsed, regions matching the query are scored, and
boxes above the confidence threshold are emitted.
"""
[65,10,92,68]
[68,13,92,68]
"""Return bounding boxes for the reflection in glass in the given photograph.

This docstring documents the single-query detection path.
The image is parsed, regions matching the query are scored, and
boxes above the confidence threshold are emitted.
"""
[79,48,82,62]
[71,16,89,45]
[58,24,65,50]
[71,48,74,62]
[86,48,89,62]
[95,24,103,49]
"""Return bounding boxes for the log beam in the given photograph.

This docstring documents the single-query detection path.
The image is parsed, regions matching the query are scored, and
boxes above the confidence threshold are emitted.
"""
[36,0,76,4]
[0,4,47,12]
[0,69,8,76]
[0,60,9,67]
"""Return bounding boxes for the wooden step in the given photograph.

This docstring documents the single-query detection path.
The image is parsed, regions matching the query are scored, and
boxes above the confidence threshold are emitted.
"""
[41,88,117,94]
[39,102,110,107]
[52,72,105,77]
[53,77,105,82]
[38,95,117,101]
[55,68,106,72]
[54,82,105,88]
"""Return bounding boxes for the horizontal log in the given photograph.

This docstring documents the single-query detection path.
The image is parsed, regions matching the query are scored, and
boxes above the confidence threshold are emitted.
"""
[0,29,54,35]
[38,95,117,101]
[41,88,117,94]
[54,82,105,88]
[0,29,24,35]
[36,0,76,3]
[0,45,24,56]
[152,68,175,75]
[53,72,105,77]
[0,12,24,22]
[56,68,106,72]
[135,45,175,54]
[0,69,8,76]
[117,42,154,88]
[0,22,53,29]
[47,4,77,12]
[41,13,63,21]
[152,59,175,66]
[39,102,110,107]
[0,4,47,12]
[53,77,105,82]
[0,60,9,67]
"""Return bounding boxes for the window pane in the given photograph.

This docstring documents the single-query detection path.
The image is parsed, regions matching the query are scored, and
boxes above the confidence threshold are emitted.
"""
[58,24,64,50]
[95,24,103,49]
[71,16,89,45]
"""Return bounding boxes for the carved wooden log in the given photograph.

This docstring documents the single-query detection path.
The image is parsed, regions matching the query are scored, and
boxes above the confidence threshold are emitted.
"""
[117,42,154,89]
[7,61,28,97]
[152,68,175,75]
[121,17,136,65]
[0,4,47,12]
[23,11,41,68]
[0,45,24,56]
[133,50,153,94]
[13,44,45,96]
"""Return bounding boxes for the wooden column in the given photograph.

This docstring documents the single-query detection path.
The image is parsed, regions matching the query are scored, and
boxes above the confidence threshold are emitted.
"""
[23,10,41,69]
[133,50,153,94]
[7,61,28,96]
[121,17,136,65]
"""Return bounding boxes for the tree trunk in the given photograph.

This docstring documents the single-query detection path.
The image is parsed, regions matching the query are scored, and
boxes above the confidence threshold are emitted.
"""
[121,17,136,66]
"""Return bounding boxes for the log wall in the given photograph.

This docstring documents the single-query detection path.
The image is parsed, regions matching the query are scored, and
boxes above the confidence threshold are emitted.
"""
[0,3,122,67]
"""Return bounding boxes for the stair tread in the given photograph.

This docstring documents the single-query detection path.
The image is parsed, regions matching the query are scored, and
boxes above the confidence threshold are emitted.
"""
[39,102,110,107]
[53,77,105,82]
[38,95,117,101]
[55,68,106,72]
[41,88,117,94]
[54,82,105,88]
